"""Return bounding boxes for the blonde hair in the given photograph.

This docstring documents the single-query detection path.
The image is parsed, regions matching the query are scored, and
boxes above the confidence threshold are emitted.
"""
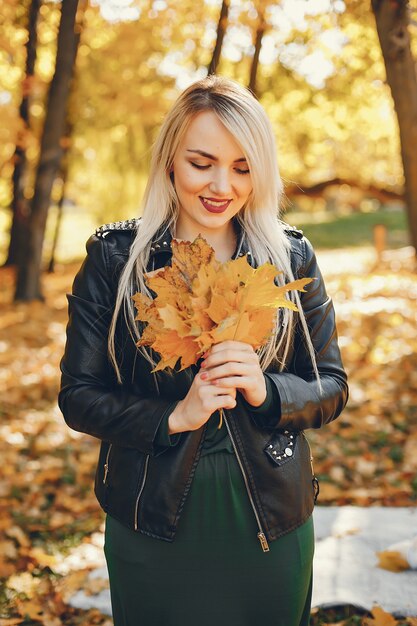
[108,75,320,388]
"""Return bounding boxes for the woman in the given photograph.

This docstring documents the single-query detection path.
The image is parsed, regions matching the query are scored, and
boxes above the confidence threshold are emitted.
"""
[59,75,348,626]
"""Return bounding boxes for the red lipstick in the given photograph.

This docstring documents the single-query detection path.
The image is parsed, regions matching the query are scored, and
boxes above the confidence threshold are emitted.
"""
[199,196,232,214]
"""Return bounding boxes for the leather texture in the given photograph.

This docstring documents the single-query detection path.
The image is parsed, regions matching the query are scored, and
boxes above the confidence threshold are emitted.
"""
[58,219,348,542]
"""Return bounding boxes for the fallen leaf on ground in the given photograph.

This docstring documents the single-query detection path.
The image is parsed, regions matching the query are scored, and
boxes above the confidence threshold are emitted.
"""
[377,550,410,572]
[1,248,417,623]
[363,605,399,625]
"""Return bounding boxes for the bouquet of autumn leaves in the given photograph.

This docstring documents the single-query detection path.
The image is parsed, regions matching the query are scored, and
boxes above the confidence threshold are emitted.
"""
[132,236,313,377]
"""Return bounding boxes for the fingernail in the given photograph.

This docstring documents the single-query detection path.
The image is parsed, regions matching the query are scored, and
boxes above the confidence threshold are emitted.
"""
[200,372,208,380]
[200,360,206,368]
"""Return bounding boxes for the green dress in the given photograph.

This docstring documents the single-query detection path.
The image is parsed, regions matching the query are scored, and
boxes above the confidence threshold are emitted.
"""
[104,387,314,626]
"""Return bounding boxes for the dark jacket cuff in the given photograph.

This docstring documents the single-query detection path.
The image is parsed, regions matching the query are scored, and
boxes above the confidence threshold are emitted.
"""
[154,406,182,451]
[240,373,281,429]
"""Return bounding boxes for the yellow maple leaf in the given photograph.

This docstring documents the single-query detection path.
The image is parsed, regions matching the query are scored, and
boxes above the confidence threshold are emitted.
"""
[152,329,199,372]
[133,236,313,372]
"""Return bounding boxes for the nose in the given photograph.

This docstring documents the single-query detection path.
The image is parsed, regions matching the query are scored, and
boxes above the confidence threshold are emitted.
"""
[208,167,233,197]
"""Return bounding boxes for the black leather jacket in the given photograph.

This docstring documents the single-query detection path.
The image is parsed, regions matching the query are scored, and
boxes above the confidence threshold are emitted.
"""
[58,218,348,550]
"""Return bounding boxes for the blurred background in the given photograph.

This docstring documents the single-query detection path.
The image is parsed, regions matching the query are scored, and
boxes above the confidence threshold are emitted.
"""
[0,0,417,624]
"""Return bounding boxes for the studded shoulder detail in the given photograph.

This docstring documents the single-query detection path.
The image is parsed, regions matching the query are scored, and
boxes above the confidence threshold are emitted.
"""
[95,217,142,238]
[282,223,304,239]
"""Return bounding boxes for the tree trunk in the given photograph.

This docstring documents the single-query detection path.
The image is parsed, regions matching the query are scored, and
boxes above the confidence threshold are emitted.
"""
[4,0,41,267]
[207,0,229,75]
[48,123,73,274]
[371,0,417,255]
[248,16,265,97]
[47,173,66,274]
[15,0,81,300]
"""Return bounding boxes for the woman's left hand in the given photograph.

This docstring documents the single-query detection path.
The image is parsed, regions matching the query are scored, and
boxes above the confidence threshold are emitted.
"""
[200,341,266,408]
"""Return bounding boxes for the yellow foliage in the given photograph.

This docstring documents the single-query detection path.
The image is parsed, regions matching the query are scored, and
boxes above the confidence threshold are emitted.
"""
[133,236,312,372]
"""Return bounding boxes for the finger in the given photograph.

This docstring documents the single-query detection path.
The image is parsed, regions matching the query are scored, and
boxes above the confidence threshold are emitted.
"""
[217,394,237,409]
[202,349,258,370]
[200,382,236,398]
[201,361,253,381]
[208,341,254,354]
[203,392,236,413]
[215,386,237,398]
[212,376,255,391]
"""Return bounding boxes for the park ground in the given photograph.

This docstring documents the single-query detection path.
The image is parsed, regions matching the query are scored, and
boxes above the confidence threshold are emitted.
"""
[0,209,417,625]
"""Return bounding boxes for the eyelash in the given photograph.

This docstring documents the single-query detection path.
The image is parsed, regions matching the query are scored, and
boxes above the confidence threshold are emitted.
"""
[190,162,250,175]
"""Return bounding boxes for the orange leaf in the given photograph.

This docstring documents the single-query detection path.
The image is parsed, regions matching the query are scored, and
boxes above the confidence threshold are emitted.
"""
[376,550,410,572]
[363,605,399,626]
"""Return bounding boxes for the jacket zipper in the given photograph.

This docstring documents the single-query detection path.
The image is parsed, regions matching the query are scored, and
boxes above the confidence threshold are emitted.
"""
[302,432,320,503]
[223,411,270,553]
[103,443,113,484]
[134,454,150,531]
[302,431,315,474]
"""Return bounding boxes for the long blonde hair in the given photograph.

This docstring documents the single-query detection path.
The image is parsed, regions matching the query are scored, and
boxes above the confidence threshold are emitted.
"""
[108,75,320,387]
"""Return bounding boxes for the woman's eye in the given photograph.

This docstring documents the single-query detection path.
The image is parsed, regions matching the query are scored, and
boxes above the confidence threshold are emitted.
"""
[190,162,210,170]
[190,162,249,175]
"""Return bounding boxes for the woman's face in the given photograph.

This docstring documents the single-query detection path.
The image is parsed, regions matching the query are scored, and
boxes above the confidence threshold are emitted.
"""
[171,110,253,237]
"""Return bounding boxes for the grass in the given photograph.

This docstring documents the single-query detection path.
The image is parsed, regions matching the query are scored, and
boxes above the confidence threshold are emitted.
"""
[285,207,409,250]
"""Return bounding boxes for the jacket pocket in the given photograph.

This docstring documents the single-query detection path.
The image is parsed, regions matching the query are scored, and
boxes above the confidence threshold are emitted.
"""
[263,429,298,466]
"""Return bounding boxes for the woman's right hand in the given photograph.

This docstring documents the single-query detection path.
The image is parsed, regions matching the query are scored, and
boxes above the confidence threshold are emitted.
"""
[168,369,236,434]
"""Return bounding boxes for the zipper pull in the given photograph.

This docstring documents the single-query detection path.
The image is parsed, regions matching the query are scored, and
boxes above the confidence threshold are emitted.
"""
[103,463,109,484]
[257,532,270,552]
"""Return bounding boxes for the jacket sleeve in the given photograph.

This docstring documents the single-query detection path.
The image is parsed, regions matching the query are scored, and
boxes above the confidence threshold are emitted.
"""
[264,236,348,431]
[58,234,180,456]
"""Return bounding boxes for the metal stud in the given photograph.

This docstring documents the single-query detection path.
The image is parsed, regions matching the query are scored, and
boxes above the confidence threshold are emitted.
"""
[272,451,277,456]
[268,444,273,449]
[285,447,293,456]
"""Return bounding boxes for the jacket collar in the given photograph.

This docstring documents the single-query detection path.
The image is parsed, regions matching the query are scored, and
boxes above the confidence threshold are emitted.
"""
[149,218,253,262]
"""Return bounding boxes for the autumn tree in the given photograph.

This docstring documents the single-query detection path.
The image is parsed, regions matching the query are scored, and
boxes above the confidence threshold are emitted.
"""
[372,0,417,254]
[5,0,41,267]
[15,0,82,300]
[248,2,268,96]
[1,0,410,270]
[207,0,230,75]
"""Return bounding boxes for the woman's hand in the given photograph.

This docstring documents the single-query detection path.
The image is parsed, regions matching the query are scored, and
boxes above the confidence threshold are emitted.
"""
[168,341,266,435]
[168,365,237,434]
[200,341,266,408]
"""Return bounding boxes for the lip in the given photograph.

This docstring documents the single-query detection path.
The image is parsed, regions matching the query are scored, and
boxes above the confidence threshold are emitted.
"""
[199,196,232,214]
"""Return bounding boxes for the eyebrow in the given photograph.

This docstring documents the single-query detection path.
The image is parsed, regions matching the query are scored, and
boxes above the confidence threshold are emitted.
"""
[186,149,247,163]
